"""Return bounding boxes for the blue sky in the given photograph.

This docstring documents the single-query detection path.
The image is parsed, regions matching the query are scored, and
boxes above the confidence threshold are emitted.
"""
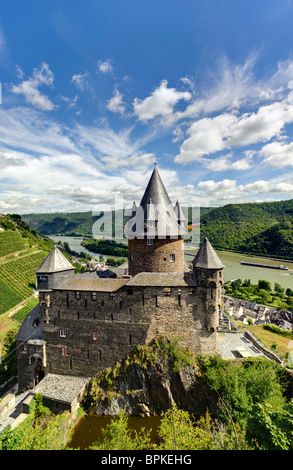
[1,0,293,214]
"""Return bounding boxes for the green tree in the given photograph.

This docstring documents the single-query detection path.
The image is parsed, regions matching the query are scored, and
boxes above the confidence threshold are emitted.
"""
[258,280,271,291]
[258,289,272,303]
[246,401,293,450]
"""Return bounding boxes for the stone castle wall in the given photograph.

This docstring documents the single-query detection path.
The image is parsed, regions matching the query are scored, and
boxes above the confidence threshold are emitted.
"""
[40,279,220,378]
[128,237,185,275]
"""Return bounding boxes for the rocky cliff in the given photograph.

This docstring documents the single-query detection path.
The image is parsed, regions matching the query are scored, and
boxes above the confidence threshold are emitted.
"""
[81,338,218,417]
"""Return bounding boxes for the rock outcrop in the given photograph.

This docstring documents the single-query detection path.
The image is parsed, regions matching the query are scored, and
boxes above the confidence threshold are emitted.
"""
[81,338,218,417]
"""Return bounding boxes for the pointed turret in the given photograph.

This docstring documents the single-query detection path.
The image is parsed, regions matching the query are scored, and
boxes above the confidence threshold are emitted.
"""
[37,246,74,273]
[192,238,224,270]
[140,165,172,219]
[36,246,75,291]
[127,165,186,275]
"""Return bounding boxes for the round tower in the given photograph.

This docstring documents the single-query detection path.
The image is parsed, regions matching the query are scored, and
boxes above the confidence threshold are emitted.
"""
[127,165,186,276]
[192,238,224,332]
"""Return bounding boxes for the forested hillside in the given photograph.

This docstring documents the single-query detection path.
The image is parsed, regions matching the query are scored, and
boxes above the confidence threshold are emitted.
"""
[199,199,293,259]
[23,200,293,259]
[0,214,53,315]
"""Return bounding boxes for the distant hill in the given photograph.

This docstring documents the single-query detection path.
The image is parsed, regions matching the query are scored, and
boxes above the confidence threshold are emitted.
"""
[199,199,293,260]
[0,214,54,314]
[22,211,96,237]
[22,207,214,238]
[22,199,293,260]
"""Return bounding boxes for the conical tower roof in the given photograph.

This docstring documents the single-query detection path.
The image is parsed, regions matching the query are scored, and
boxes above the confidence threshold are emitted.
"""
[36,246,74,274]
[192,238,224,269]
[139,165,172,217]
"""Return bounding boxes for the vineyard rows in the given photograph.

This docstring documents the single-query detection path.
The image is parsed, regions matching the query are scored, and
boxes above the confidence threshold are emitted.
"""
[0,231,27,258]
[0,278,23,315]
[0,251,47,314]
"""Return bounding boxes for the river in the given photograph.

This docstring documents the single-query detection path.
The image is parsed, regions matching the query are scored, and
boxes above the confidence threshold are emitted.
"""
[66,414,161,450]
[48,235,293,290]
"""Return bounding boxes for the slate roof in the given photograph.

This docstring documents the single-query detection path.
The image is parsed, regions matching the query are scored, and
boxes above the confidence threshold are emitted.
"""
[192,238,224,269]
[36,246,74,274]
[56,275,129,292]
[33,374,90,405]
[126,271,196,287]
[126,166,187,238]
[15,304,42,342]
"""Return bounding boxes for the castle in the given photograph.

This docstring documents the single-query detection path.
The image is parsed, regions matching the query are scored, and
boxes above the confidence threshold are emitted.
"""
[15,166,224,392]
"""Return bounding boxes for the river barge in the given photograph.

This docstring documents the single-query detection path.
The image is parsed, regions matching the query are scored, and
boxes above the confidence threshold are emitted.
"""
[240,261,289,270]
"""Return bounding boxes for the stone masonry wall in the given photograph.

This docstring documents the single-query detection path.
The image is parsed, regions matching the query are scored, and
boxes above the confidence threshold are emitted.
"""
[128,237,185,275]
[41,282,219,379]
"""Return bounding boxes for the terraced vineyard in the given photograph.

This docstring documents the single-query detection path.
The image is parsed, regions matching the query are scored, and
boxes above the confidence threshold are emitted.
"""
[0,231,26,258]
[0,251,47,314]
[0,278,23,314]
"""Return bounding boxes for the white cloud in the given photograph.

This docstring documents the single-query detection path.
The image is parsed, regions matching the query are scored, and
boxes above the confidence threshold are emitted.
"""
[259,141,293,168]
[11,62,55,111]
[71,72,90,91]
[206,153,252,172]
[175,113,237,163]
[175,100,293,163]
[180,54,293,121]
[101,152,155,170]
[107,88,126,115]
[60,94,78,108]
[98,59,113,74]
[197,178,293,205]
[133,80,191,122]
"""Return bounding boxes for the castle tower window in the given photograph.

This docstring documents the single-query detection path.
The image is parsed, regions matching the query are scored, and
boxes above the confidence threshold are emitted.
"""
[130,253,133,261]
[70,359,72,370]
[58,310,60,318]
[110,293,115,301]
[59,329,67,337]
[87,349,90,359]
[98,350,102,361]
[92,331,98,341]
[60,347,67,357]
[76,291,80,300]
[91,292,97,301]
[178,293,181,307]
[66,293,69,307]
[170,254,175,263]
[22,344,27,352]
[147,238,153,246]
[129,334,132,345]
